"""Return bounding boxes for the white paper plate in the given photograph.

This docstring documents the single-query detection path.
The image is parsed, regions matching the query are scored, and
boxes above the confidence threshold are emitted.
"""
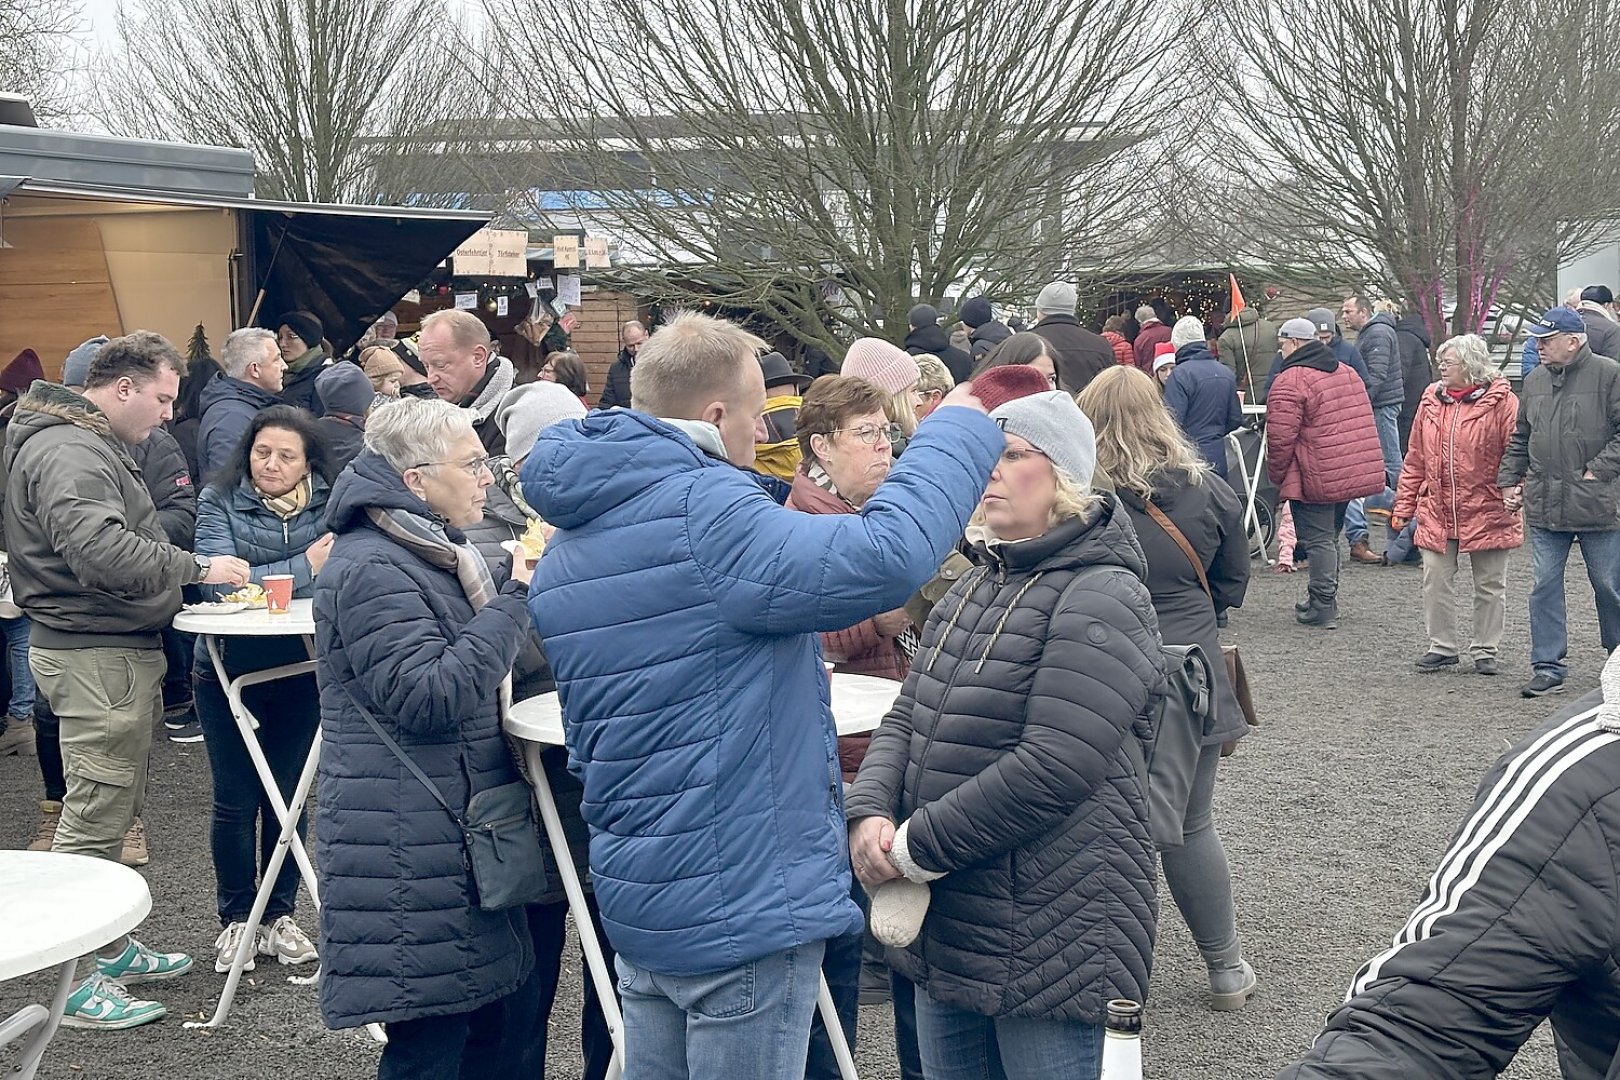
[182,602,251,615]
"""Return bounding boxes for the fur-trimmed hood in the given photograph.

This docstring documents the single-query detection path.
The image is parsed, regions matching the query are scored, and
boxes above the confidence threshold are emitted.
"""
[3,381,122,470]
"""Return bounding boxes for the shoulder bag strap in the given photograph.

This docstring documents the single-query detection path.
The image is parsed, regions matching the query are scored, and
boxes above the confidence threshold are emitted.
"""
[1143,500,1212,602]
[339,682,466,828]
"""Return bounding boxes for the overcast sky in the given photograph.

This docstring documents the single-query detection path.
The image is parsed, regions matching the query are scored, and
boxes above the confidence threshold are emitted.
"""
[79,0,118,41]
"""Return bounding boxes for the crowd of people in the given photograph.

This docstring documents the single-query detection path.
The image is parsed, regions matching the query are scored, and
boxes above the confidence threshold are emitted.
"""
[0,274,1618,1080]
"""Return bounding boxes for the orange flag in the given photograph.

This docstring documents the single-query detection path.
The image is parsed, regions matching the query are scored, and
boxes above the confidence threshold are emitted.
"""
[1229,273,1247,318]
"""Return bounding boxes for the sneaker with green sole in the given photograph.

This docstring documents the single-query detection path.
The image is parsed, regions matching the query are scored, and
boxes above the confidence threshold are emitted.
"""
[96,937,193,986]
[60,972,167,1030]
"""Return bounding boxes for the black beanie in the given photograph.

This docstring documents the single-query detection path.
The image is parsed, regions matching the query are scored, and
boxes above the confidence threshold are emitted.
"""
[276,310,323,350]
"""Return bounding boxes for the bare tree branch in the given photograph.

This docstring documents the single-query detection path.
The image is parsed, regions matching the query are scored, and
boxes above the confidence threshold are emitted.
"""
[0,0,84,122]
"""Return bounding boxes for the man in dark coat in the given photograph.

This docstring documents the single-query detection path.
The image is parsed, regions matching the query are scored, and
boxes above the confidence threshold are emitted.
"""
[1499,307,1620,698]
[1163,317,1243,480]
[1030,281,1113,393]
[1275,681,1620,1080]
[1394,312,1434,453]
[1341,296,1405,489]
[197,328,286,484]
[959,296,1012,368]
[314,363,372,474]
[597,320,647,409]
[904,304,973,385]
[1576,285,1620,362]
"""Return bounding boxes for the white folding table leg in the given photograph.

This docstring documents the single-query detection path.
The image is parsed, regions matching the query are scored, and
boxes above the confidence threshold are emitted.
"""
[0,958,75,1080]
[522,742,625,1080]
[186,726,321,1029]
[817,972,860,1080]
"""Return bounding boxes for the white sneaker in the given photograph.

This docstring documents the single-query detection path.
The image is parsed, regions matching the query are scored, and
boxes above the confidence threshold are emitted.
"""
[259,915,317,966]
[214,922,256,974]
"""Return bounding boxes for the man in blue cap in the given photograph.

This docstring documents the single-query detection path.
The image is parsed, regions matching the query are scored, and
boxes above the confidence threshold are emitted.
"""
[1500,307,1620,697]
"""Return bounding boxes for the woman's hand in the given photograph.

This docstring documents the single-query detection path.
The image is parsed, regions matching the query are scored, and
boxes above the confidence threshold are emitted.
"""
[849,816,902,889]
[508,545,536,587]
[306,533,336,575]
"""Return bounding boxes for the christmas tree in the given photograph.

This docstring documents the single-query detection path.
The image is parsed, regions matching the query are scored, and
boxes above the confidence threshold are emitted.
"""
[187,323,211,363]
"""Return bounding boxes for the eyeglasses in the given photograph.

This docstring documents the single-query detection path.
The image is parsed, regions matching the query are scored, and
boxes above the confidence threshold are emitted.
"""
[412,455,493,477]
[999,447,1048,465]
[828,424,895,446]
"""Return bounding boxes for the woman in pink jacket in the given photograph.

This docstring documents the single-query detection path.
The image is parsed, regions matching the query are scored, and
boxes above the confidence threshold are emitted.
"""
[1391,334,1522,675]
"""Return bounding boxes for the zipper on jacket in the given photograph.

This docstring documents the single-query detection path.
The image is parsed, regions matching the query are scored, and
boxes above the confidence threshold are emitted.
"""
[1446,401,1460,537]
[908,571,999,813]
[283,520,290,545]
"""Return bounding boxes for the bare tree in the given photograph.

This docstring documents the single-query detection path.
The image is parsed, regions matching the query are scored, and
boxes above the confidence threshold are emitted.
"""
[482,0,1181,352]
[1196,0,1620,340]
[92,0,484,205]
[0,0,83,122]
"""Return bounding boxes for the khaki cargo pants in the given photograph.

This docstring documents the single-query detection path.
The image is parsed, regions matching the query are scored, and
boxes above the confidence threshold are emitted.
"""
[30,646,165,862]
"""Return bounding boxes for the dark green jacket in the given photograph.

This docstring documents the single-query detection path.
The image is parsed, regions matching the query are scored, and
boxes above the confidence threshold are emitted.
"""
[1499,346,1620,531]
[0,383,197,648]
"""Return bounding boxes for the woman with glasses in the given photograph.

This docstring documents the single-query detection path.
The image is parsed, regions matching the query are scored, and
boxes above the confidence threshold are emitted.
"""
[842,338,922,456]
[193,405,334,975]
[786,374,919,1079]
[847,389,1163,1080]
[1390,334,1521,676]
[539,350,590,408]
[971,332,1062,390]
[314,397,539,1077]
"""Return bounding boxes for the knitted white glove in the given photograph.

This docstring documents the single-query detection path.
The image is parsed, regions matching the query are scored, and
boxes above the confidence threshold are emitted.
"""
[868,879,932,947]
[1598,649,1620,734]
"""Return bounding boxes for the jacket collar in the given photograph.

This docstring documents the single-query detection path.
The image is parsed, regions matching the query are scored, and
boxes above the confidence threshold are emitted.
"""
[1279,339,1338,373]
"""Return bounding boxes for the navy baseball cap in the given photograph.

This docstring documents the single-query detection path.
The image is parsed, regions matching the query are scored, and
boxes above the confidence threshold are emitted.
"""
[1526,307,1586,338]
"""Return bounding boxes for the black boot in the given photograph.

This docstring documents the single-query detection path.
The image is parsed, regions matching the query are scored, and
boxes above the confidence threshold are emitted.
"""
[1296,599,1338,628]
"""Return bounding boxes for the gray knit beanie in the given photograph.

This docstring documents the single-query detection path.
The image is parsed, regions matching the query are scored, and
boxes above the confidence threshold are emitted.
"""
[62,336,108,388]
[498,381,587,464]
[316,361,376,418]
[988,390,1096,490]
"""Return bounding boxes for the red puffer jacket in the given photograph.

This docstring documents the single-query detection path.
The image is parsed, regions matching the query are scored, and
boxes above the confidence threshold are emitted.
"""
[1266,341,1386,504]
[1392,379,1522,553]
[1103,330,1133,366]
[785,470,910,781]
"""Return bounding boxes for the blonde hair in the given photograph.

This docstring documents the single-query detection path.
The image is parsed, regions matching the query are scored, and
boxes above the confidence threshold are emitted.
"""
[882,389,918,437]
[913,353,955,396]
[969,468,1101,532]
[630,311,766,416]
[1373,298,1401,316]
[1076,365,1210,497]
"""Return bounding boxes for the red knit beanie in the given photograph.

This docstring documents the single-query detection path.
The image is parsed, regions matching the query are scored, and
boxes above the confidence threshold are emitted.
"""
[1,349,43,394]
[970,365,1052,412]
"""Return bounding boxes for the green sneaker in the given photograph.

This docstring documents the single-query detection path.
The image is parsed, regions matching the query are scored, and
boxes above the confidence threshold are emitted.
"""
[96,937,193,986]
[60,972,167,1029]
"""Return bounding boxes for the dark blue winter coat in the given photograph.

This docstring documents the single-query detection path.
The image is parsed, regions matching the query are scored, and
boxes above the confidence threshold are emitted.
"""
[1164,342,1242,479]
[1356,312,1405,408]
[194,476,330,601]
[196,374,282,485]
[522,406,1001,977]
[312,451,533,1029]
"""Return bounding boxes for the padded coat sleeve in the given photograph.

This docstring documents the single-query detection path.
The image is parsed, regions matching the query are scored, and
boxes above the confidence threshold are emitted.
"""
[1266,371,1305,486]
[333,563,530,738]
[901,573,1164,874]
[690,407,1000,637]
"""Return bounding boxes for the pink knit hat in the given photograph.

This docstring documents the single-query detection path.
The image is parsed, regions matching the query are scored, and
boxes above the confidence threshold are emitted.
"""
[842,338,921,395]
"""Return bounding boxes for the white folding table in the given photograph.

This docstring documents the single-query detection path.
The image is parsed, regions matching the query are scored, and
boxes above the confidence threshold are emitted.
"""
[0,851,151,1080]
[504,671,903,1080]
[1226,402,1271,564]
[170,599,381,1036]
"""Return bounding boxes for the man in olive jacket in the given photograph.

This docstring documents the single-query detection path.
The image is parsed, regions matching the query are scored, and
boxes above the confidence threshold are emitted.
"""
[1499,307,1620,698]
[0,332,250,1028]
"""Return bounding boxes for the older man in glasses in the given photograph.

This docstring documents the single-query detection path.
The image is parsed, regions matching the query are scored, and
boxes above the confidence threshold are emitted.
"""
[1500,307,1620,698]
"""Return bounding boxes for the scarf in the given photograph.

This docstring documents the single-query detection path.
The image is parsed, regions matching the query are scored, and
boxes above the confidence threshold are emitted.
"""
[259,476,311,520]
[807,463,920,659]
[491,456,540,521]
[465,356,517,423]
[659,416,727,458]
[365,505,498,612]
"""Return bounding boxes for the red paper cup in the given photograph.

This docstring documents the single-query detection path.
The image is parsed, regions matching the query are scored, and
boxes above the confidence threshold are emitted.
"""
[263,575,294,614]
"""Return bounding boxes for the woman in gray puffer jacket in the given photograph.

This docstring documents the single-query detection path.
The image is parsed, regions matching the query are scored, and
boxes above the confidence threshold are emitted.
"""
[847,389,1164,1080]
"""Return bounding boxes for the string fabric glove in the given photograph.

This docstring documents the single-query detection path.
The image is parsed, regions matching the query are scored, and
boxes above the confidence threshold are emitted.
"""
[867,817,947,947]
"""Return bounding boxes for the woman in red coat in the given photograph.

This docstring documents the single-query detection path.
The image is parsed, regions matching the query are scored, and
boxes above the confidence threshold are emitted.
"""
[1391,334,1522,675]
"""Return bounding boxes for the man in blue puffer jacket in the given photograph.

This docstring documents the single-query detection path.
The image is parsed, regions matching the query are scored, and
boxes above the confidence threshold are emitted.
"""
[1164,315,1242,480]
[522,311,1001,1078]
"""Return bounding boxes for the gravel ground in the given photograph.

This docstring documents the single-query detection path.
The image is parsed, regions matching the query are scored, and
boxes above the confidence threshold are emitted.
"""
[1,538,1607,1079]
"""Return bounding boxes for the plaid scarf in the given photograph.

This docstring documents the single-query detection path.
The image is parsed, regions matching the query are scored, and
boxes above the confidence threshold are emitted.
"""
[365,506,498,612]
[806,463,920,659]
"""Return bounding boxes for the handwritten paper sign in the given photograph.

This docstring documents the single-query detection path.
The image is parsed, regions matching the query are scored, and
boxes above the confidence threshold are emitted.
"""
[452,229,529,277]
[454,292,477,310]
[584,236,610,269]
[557,275,582,306]
[553,235,579,269]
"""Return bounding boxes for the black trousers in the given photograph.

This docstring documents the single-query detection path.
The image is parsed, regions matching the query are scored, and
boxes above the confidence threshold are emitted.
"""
[378,972,541,1080]
[525,894,617,1079]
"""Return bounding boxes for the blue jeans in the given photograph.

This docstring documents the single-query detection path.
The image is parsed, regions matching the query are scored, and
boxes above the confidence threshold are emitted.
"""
[1528,526,1620,678]
[1345,498,1368,546]
[1374,403,1403,490]
[915,990,1104,1080]
[615,940,825,1079]
[1,616,35,717]
[1384,519,1421,564]
[807,884,863,1080]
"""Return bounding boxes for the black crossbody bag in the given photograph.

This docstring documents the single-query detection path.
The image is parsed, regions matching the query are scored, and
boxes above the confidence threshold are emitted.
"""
[341,684,547,911]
